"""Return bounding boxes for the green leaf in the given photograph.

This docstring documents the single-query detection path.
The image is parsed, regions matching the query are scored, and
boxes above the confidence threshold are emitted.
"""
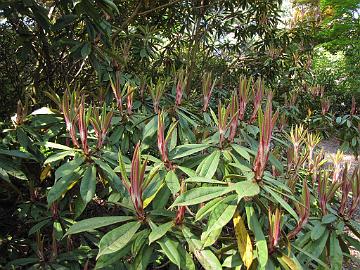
[132,229,150,255]
[47,170,81,204]
[222,253,242,268]
[0,168,9,182]
[292,244,328,268]
[311,222,326,241]
[95,243,131,269]
[201,196,237,247]
[269,153,284,173]
[132,245,153,270]
[233,180,260,201]
[182,227,222,270]
[264,186,299,220]
[330,232,342,270]
[321,214,337,224]
[158,236,196,270]
[53,14,78,31]
[81,42,91,58]
[94,159,126,195]
[0,158,27,180]
[172,186,233,207]
[53,220,63,240]
[102,0,120,14]
[170,144,210,160]
[0,149,35,160]
[142,115,158,143]
[299,230,329,263]
[55,156,85,181]
[148,221,173,244]
[276,253,302,270]
[65,216,134,236]
[185,177,226,185]
[231,144,251,162]
[28,218,51,236]
[202,228,221,248]
[196,150,221,179]
[177,166,197,177]
[165,170,180,195]
[246,204,268,268]
[98,221,141,258]
[195,197,223,221]
[80,165,97,204]
[44,150,74,164]
[37,142,75,151]
[6,257,39,267]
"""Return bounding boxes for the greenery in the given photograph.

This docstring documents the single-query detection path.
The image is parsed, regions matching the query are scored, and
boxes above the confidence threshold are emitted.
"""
[0,0,359,269]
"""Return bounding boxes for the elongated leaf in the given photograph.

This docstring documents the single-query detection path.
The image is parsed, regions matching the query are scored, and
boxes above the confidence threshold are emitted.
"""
[143,182,165,209]
[222,253,243,268]
[132,245,153,270]
[202,228,221,247]
[182,227,222,270]
[0,158,27,180]
[158,236,196,270]
[28,218,51,236]
[311,222,326,241]
[277,253,301,270]
[231,144,251,162]
[165,170,180,195]
[321,214,337,224]
[38,142,75,151]
[330,232,342,270]
[195,197,223,221]
[172,186,233,207]
[47,171,81,204]
[292,244,328,268]
[143,115,158,138]
[185,176,226,185]
[44,150,74,164]
[55,156,85,181]
[0,149,35,160]
[197,150,221,179]
[201,196,237,246]
[95,242,132,269]
[264,186,298,220]
[80,165,97,204]
[233,210,253,269]
[233,180,260,201]
[149,221,173,244]
[94,159,126,195]
[65,216,134,236]
[6,257,39,267]
[170,144,210,160]
[177,166,197,177]
[0,168,9,182]
[299,230,329,263]
[269,153,284,173]
[245,204,268,268]
[98,221,141,258]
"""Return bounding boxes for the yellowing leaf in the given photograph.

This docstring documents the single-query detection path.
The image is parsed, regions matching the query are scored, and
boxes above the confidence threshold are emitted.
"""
[143,183,165,208]
[233,210,253,269]
[277,253,301,270]
[40,164,52,181]
[66,179,79,192]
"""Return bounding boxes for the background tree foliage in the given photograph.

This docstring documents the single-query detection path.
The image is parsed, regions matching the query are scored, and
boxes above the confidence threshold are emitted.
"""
[1,0,323,119]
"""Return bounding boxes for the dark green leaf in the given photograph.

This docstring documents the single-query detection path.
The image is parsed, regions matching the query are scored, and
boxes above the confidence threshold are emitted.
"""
[98,221,141,258]
[65,216,134,236]
[80,165,97,204]
[165,170,180,195]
